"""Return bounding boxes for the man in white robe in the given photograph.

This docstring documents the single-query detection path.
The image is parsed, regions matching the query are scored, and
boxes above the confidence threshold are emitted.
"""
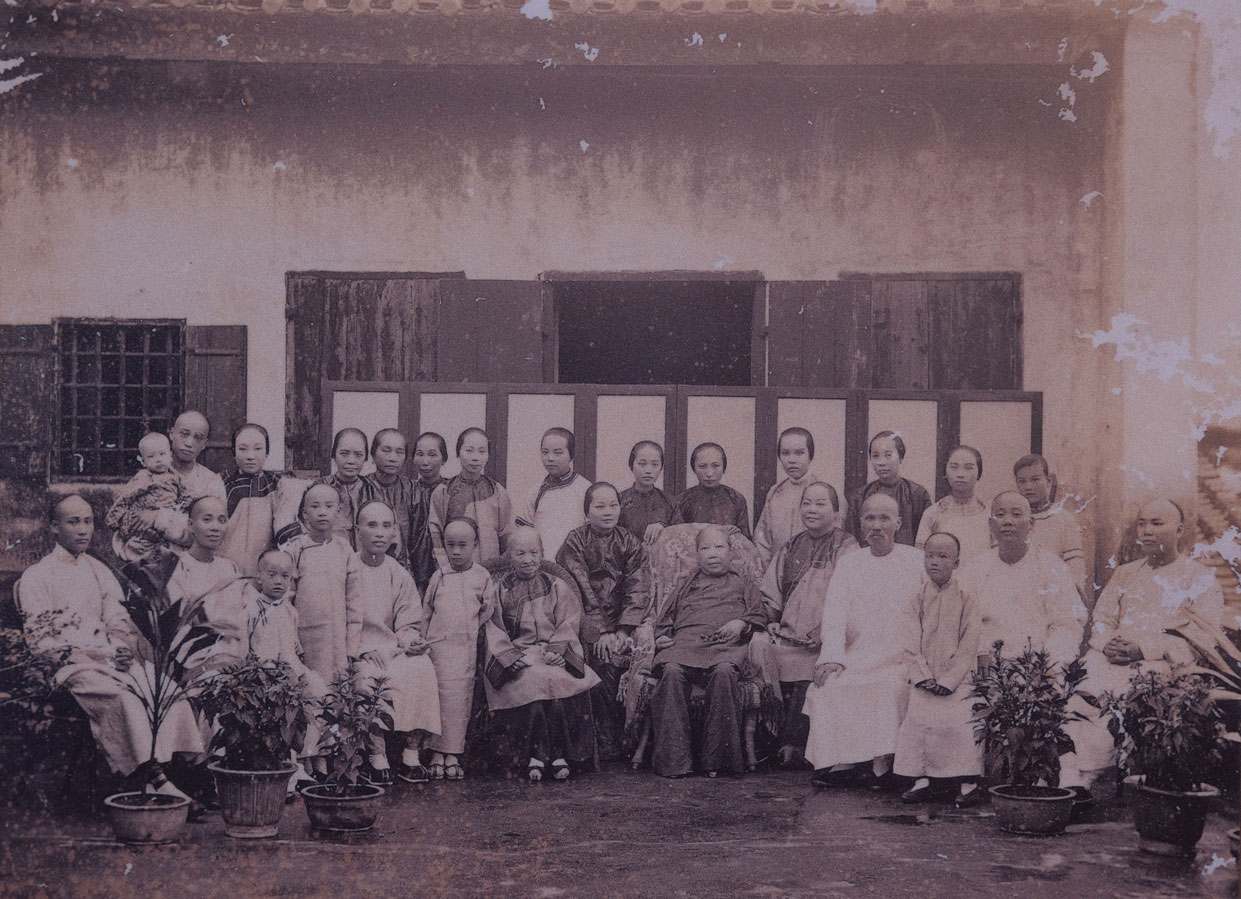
[958,491,1083,668]
[804,494,923,786]
[169,410,227,501]
[1059,498,1225,796]
[18,495,204,797]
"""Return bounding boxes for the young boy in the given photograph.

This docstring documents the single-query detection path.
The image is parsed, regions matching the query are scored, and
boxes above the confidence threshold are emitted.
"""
[892,532,983,808]
[673,443,751,539]
[516,427,591,561]
[105,432,194,558]
[846,431,931,548]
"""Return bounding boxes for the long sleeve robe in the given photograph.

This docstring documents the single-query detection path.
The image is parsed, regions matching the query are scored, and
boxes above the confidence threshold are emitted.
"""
[618,486,674,539]
[846,477,932,548]
[1030,501,1090,602]
[176,462,227,502]
[18,545,205,775]
[483,570,601,711]
[555,524,649,645]
[429,475,513,568]
[516,471,591,562]
[892,573,983,778]
[958,545,1083,666]
[803,544,923,768]
[913,495,992,566]
[752,471,823,570]
[316,474,381,551]
[374,473,418,569]
[408,475,445,595]
[347,553,441,735]
[287,532,356,682]
[219,469,297,576]
[672,484,752,539]
[653,569,765,670]
[422,563,494,754]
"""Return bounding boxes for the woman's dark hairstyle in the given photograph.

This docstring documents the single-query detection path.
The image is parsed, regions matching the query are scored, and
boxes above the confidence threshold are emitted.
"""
[542,427,576,460]
[455,427,490,457]
[415,431,449,461]
[1012,453,1050,478]
[332,427,370,461]
[583,481,620,516]
[371,427,407,457]
[445,516,480,540]
[628,440,665,468]
[356,498,396,525]
[232,422,271,454]
[868,430,907,460]
[778,427,815,461]
[690,442,728,472]
[946,444,984,480]
[800,481,840,512]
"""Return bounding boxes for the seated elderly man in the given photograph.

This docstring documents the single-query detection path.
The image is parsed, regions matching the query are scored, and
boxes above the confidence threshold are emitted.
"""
[650,525,765,778]
[1059,498,1224,798]
[18,494,205,798]
[958,491,1083,667]
[484,526,601,782]
[803,494,923,789]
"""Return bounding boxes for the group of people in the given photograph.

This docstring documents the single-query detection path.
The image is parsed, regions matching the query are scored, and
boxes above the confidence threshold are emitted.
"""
[16,406,1227,812]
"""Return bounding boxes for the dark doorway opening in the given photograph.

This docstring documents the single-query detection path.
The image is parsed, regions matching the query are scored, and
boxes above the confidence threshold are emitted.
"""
[555,280,755,385]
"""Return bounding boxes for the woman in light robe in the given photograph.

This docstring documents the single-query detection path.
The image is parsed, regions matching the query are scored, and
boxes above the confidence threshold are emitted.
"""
[753,428,827,570]
[914,445,991,565]
[218,423,302,576]
[430,428,513,568]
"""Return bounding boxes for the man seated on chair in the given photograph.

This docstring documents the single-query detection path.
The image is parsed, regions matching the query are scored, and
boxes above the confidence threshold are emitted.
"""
[650,525,765,778]
[18,494,206,799]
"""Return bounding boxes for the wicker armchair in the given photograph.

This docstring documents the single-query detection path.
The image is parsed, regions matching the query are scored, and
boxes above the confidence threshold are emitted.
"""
[619,524,772,771]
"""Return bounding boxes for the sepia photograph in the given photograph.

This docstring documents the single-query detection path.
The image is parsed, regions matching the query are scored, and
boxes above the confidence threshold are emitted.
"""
[1,0,1239,894]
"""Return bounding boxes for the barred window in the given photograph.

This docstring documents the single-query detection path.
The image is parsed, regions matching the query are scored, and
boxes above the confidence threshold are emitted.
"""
[56,319,185,479]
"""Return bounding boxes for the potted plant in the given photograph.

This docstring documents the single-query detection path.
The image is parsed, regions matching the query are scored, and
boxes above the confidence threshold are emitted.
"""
[1101,670,1228,857]
[103,557,218,843]
[1,611,76,790]
[196,653,311,839]
[971,640,1088,835]
[298,664,394,833]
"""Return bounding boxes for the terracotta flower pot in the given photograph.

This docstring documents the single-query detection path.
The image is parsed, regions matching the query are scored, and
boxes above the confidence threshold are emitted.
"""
[988,785,1075,835]
[209,762,297,839]
[1132,780,1220,858]
[299,783,385,832]
[104,792,190,844]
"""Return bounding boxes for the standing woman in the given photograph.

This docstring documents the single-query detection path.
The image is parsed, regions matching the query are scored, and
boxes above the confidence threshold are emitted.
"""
[617,440,674,545]
[218,423,301,576]
[429,428,513,567]
[914,446,991,565]
[316,427,380,550]
[408,432,449,596]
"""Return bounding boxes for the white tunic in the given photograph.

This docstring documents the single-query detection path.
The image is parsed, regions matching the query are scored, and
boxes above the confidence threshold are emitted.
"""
[1029,501,1089,599]
[752,470,825,570]
[18,545,204,775]
[958,545,1082,666]
[176,462,227,502]
[803,544,923,768]
[422,563,494,754]
[517,472,591,562]
[914,495,993,566]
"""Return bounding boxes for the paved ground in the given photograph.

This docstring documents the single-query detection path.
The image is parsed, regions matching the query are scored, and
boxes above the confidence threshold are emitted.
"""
[1,764,1237,898]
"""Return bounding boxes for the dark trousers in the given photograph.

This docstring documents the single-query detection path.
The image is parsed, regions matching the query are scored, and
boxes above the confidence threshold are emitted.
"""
[651,662,744,777]
[588,657,628,762]
[496,691,597,769]
[780,681,810,751]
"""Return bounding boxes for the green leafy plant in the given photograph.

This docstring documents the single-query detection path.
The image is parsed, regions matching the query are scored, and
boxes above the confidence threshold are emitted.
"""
[971,640,1089,787]
[311,663,394,795]
[197,654,311,771]
[1101,670,1229,793]
[0,612,74,738]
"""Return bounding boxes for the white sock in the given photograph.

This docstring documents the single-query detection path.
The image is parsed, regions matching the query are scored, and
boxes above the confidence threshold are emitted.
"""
[401,748,421,767]
[369,753,390,771]
[911,777,930,791]
[152,778,191,801]
[872,756,892,777]
[959,782,977,795]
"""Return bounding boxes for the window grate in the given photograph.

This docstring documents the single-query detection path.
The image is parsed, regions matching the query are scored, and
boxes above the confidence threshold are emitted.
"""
[55,319,186,479]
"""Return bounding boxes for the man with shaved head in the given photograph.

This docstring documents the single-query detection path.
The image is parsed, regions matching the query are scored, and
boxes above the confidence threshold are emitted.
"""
[17,495,205,797]
[958,491,1082,667]
[169,410,226,501]
[803,493,923,788]
[1059,497,1224,798]
[650,525,766,777]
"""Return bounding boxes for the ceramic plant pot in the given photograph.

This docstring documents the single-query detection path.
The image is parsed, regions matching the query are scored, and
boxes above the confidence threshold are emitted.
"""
[988,784,1075,836]
[299,783,385,832]
[1131,780,1220,858]
[209,762,297,838]
[104,792,190,844]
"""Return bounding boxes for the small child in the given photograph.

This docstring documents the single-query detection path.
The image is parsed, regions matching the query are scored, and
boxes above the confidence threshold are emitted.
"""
[408,432,448,596]
[893,531,983,808]
[915,446,991,565]
[846,431,932,548]
[617,440,674,546]
[429,428,512,567]
[286,483,356,682]
[347,499,442,785]
[516,427,591,561]
[672,443,751,538]
[422,517,494,781]
[556,482,648,761]
[106,432,194,559]
[754,428,822,569]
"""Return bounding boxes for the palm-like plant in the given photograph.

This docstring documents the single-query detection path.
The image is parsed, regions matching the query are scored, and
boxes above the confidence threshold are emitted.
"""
[1165,608,1241,708]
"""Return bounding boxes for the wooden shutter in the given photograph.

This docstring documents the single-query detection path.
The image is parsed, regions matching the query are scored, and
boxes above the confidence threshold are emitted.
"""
[766,281,872,388]
[928,276,1022,389]
[870,279,929,389]
[186,325,247,473]
[437,280,544,382]
[0,325,54,479]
